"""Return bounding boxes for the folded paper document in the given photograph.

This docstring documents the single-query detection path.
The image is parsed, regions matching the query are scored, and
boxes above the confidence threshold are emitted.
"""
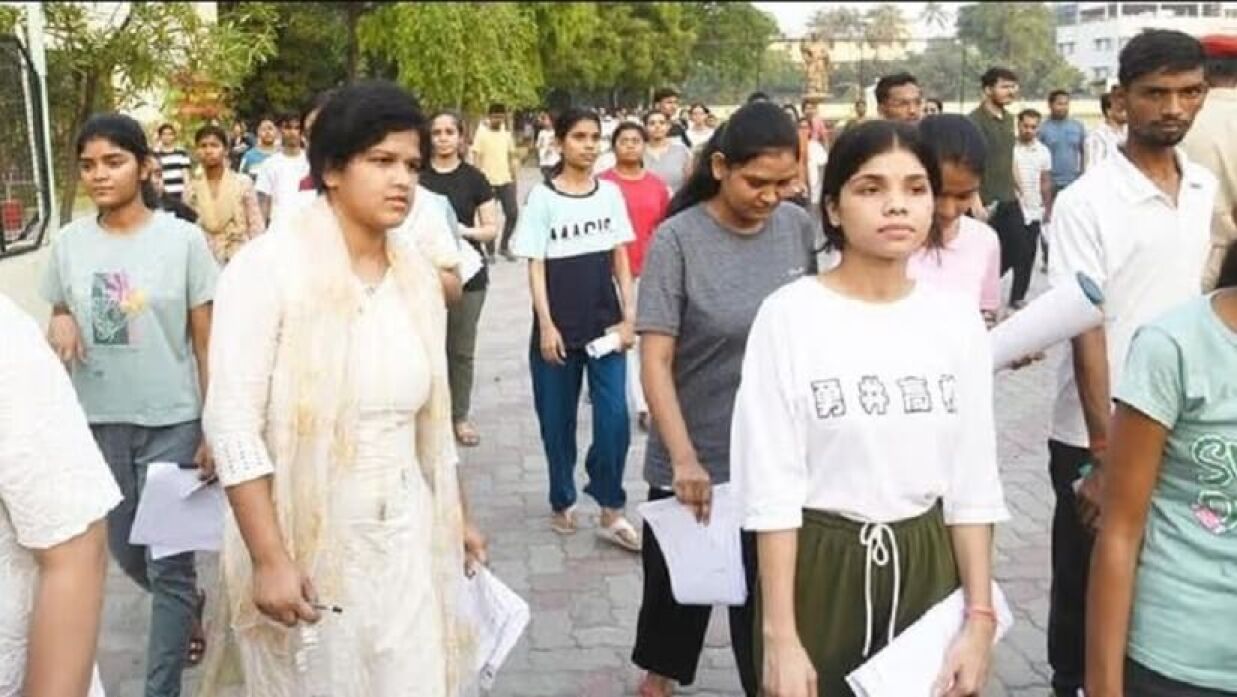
[129,462,224,560]
[459,567,530,690]
[845,582,1014,697]
[637,483,747,606]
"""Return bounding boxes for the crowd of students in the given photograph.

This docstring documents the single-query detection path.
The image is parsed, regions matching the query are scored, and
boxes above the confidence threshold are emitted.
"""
[1,27,1236,697]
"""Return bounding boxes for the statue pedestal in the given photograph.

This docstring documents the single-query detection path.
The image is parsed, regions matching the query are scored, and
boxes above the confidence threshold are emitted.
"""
[802,92,827,104]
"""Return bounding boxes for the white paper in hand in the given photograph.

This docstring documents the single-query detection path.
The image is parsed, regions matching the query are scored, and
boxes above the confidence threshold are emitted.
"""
[458,567,530,690]
[845,582,1014,697]
[636,483,747,606]
[129,462,224,560]
[457,237,486,285]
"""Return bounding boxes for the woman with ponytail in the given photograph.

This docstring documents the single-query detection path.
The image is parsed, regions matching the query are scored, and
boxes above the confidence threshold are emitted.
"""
[633,100,817,697]
[40,113,218,695]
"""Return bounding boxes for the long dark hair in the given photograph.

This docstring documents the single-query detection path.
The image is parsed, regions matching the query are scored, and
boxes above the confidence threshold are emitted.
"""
[667,101,798,218]
[820,120,941,252]
[76,113,157,209]
[1218,240,1237,289]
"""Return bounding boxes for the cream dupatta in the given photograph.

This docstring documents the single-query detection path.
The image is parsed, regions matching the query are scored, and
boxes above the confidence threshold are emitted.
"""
[198,196,475,696]
[187,169,262,264]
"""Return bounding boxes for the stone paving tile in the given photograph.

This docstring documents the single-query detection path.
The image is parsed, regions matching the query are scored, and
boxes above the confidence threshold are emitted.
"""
[75,171,1062,695]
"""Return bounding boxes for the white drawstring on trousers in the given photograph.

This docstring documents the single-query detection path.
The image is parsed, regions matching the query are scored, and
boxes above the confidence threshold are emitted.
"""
[859,522,901,658]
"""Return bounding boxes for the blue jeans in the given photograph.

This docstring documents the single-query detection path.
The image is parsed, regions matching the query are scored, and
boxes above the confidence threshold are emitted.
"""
[91,420,201,697]
[529,344,630,512]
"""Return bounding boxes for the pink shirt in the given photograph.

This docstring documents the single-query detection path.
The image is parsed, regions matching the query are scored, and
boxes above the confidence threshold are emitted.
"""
[907,216,1001,312]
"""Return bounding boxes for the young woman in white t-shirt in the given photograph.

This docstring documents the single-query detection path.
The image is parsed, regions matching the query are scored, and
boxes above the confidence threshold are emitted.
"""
[732,120,1009,697]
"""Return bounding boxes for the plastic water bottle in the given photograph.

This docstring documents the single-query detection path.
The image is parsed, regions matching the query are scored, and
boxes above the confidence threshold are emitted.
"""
[292,622,332,697]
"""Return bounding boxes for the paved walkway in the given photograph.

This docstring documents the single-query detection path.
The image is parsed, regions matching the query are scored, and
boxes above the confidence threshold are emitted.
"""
[5,174,1061,696]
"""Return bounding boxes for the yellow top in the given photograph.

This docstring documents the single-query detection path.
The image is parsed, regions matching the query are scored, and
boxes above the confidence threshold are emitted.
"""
[470,124,516,186]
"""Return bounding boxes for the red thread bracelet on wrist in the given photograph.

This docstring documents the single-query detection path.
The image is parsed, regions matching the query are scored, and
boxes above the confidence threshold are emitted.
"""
[965,605,997,622]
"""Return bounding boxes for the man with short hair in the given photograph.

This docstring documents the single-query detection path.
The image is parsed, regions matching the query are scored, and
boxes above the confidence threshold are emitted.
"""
[875,72,923,123]
[153,124,191,202]
[969,67,1030,307]
[1182,34,1237,290]
[1013,109,1054,273]
[653,87,690,146]
[471,103,520,261]
[1084,92,1127,169]
[1046,29,1213,696]
[254,113,310,227]
[1038,90,1087,192]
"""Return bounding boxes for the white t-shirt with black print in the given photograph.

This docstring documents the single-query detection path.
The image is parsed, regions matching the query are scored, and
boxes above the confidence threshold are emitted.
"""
[732,278,1010,530]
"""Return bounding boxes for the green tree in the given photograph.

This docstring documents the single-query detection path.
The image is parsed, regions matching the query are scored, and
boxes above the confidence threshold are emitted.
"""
[808,6,864,40]
[358,3,542,113]
[683,2,779,105]
[862,4,910,62]
[956,2,1084,97]
[228,2,352,121]
[919,2,953,33]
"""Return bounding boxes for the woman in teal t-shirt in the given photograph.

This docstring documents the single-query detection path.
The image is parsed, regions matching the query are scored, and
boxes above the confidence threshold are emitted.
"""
[40,113,218,696]
[1088,242,1237,697]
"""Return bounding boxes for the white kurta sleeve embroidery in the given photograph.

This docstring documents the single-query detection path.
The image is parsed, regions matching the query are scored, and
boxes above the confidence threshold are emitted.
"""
[732,296,808,531]
[0,298,120,550]
[203,239,281,487]
[944,309,1010,525]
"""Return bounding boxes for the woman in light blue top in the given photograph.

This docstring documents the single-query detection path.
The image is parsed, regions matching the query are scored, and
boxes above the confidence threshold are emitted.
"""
[40,113,218,696]
[1088,241,1237,697]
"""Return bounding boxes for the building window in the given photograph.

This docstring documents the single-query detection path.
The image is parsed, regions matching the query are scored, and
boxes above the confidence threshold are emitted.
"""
[1203,3,1221,17]
[1123,3,1159,16]
[1058,42,1076,55]
[1161,3,1199,17]
[1056,4,1078,25]
[1080,6,1107,22]
[1094,37,1114,51]
[1093,67,1111,80]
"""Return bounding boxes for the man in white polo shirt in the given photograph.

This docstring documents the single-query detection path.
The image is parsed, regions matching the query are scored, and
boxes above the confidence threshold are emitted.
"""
[1043,29,1214,697]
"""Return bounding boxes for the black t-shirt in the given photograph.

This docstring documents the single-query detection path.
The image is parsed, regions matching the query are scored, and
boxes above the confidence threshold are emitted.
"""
[420,162,495,291]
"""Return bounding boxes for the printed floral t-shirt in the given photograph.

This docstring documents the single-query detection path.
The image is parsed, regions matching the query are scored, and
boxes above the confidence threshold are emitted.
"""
[40,211,218,426]
[1115,294,1237,692]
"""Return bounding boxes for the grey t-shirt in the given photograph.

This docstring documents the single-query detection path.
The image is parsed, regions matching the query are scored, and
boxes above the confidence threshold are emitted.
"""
[643,141,692,194]
[637,202,818,488]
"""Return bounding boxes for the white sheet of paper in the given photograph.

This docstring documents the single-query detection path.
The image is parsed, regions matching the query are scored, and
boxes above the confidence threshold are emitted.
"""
[990,271,1104,371]
[458,567,530,690]
[844,582,1014,697]
[458,237,485,285]
[636,483,747,606]
[129,462,224,560]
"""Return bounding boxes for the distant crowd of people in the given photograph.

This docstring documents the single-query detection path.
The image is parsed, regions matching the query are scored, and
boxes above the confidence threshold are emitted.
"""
[2,26,1236,697]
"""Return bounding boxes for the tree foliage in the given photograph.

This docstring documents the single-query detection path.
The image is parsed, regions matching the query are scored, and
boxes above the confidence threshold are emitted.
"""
[358,3,542,113]
[957,3,1084,97]
[683,3,779,105]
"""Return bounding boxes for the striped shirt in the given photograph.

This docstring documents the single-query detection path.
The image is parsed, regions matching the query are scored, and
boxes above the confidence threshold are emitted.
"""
[1013,139,1052,223]
[156,148,192,197]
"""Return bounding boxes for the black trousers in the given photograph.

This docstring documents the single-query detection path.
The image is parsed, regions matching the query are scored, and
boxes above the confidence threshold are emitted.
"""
[486,182,519,256]
[1126,658,1237,697]
[632,487,758,695]
[1048,439,1094,696]
[989,199,1031,305]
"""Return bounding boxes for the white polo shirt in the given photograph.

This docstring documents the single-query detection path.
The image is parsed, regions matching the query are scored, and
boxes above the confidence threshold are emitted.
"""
[1048,148,1216,448]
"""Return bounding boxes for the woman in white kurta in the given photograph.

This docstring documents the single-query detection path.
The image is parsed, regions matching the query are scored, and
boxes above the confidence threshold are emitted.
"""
[0,294,119,697]
[197,81,483,697]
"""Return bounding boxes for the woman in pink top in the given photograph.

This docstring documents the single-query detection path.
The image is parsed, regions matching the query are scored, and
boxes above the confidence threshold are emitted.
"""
[908,115,1002,326]
[600,122,670,428]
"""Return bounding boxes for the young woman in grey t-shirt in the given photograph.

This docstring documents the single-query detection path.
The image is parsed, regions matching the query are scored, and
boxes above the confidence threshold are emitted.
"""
[633,101,818,697]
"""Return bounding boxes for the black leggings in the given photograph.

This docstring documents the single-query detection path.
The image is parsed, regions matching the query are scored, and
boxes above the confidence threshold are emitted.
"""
[632,487,758,695]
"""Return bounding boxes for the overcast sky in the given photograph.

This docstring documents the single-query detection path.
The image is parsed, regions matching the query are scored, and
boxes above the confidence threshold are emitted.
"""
[753,2,965,39]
